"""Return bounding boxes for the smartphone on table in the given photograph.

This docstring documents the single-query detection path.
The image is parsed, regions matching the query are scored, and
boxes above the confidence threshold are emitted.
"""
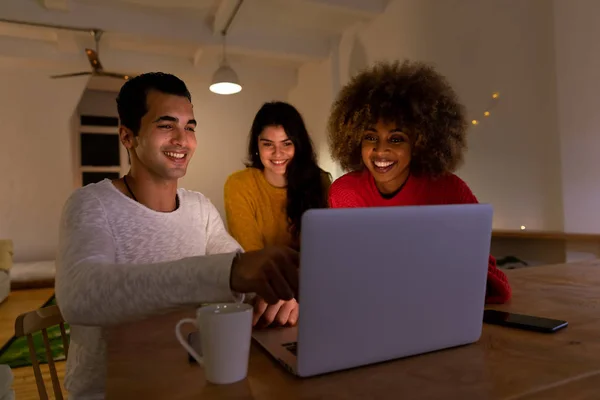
[483,309,568,333]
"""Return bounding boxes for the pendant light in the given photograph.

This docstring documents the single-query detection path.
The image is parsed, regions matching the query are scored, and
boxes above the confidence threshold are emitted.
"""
[209,35,242,95]
[209,0,243,95]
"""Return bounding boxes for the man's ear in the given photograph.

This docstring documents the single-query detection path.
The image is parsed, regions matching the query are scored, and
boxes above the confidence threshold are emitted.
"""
[119,126,136,150]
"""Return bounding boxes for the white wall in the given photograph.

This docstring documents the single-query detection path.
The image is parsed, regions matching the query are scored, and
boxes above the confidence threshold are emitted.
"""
[0,68,87,262]
[288,58,342,180]
[292,0,564,232]
[78,89,118,117]
[554,0,600,235]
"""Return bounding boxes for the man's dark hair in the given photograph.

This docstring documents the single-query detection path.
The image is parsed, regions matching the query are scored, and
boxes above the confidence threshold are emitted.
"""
[116,72,191,136]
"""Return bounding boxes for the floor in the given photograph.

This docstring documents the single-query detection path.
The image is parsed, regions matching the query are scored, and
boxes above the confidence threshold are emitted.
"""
[0,288,66,399]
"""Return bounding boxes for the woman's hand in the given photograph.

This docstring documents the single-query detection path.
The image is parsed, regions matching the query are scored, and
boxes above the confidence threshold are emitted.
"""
[252,296,299,328]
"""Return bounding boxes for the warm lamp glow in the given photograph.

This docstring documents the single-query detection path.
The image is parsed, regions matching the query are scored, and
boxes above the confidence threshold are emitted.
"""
[209,64,242,95]
[472,92,502,128]
[520,225,526,230]
[209,82,242,95]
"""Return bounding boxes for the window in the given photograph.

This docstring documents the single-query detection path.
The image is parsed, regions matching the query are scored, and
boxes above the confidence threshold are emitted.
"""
[76,115,128,187]
[81,132,121,166]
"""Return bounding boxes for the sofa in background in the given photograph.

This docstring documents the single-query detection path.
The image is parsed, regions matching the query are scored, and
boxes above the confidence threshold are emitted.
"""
[0,239,56,297]
[9,260,56,290]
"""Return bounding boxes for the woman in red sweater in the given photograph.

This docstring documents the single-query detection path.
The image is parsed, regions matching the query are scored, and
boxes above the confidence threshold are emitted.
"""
[327,60,511,304]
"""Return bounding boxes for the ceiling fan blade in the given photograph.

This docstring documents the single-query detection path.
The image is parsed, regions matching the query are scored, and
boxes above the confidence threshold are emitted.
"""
[50,71,92,79]
[97,71,132,80]
[85,48,103,72]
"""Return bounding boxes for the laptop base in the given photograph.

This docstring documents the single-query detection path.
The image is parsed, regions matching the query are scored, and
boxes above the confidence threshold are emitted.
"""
[251,326,298,375]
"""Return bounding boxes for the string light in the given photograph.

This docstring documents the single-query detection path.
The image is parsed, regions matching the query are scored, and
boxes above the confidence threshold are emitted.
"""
[520,225,526,230]
[471,92,500,128]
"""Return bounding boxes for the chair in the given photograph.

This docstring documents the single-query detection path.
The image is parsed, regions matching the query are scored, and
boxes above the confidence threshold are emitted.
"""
[14,305,69,400]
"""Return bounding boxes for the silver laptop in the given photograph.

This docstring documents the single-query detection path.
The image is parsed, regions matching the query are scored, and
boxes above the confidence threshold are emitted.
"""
[252,203,493,377]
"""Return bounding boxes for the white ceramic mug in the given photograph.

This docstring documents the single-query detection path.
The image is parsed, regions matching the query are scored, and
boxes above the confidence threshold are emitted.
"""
[175,303,253,384]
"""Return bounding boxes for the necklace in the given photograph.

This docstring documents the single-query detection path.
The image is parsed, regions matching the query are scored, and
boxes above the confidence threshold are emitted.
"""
[378,172,410,199]
[123,175,179,209]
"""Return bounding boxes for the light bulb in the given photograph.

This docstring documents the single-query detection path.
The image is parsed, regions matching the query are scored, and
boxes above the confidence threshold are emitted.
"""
[520,225,526,230]
[209,64,242,95]
[209,82,242,95]
[484,111,490,117]
[492,92,500,99]
[472,119,479,125]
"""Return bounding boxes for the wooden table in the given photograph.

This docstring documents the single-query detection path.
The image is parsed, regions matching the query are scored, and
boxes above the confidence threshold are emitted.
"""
[105,260,600,399]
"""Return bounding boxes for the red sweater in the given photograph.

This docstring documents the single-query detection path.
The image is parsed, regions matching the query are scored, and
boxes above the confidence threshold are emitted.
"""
[328,170,511,304]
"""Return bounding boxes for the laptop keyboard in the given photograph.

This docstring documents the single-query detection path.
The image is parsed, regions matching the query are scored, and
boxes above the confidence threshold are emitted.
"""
[282,341,297,356]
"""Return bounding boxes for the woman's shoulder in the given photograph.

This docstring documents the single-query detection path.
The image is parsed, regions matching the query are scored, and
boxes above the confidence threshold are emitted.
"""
[427,172,471,190]
[421,172,477,203]
[330,170,367,190]
[224,167,263,197]
[329,170,369,199]
[225,167,260,185]
[328,170,371,208]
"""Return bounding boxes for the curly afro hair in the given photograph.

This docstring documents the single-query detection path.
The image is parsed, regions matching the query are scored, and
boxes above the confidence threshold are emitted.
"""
[327,60,468,177]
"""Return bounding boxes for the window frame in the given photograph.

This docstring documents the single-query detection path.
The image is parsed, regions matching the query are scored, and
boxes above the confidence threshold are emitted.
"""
[75,117,129,187]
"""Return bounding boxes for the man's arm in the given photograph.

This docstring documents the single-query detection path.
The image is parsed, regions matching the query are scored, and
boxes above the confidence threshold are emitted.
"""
[55,190,240,327]
[204,195,244,255]
[203,196,255,303]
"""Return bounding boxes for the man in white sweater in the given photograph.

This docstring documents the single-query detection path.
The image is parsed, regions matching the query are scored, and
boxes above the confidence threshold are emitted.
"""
[56,72,299,399]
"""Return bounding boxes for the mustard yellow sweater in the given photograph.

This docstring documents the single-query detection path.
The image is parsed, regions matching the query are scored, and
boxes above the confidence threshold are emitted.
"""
[224,167,330,251]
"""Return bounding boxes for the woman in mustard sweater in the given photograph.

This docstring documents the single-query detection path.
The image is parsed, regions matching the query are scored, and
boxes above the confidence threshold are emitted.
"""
[224,101,331,327]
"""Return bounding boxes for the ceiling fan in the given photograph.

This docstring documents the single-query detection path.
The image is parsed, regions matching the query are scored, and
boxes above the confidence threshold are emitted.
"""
[51,29,131,80]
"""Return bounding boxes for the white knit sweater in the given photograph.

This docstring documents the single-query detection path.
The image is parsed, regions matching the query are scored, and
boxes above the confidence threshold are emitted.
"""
[56,179,242,399]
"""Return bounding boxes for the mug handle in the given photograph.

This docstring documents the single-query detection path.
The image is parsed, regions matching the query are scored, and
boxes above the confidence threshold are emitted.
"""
[175,318,204,366]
